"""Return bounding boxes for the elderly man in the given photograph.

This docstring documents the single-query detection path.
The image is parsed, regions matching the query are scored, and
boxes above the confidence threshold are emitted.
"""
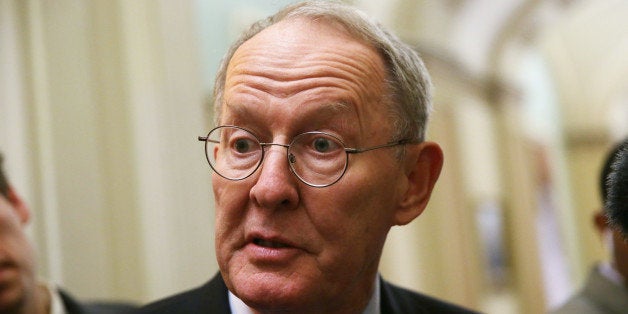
[0,153,136,314]
[140,1,477,313]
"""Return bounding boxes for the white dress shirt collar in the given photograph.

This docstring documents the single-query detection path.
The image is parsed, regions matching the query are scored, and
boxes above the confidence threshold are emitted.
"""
[39,282,68,314]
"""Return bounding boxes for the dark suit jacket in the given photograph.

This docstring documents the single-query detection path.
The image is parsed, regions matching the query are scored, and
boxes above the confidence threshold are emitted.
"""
[138,273,479,313]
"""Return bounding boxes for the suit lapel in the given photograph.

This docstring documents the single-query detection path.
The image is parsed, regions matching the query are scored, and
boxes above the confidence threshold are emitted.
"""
[194,273,232,313]
[379,278,429,314]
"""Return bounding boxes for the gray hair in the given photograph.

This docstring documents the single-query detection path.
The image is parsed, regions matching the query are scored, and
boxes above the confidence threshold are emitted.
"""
[212,0,432,142]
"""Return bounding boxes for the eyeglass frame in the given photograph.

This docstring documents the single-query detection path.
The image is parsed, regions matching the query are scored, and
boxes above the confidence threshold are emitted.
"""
[198,125,417,188]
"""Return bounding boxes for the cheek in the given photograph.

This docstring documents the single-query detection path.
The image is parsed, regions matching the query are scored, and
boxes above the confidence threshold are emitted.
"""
[0,229,35,272]
[327,169,400,220]
[213,178,249,250]
[212,174,250,218]
[306,181,394,250]
[311,165,402,252]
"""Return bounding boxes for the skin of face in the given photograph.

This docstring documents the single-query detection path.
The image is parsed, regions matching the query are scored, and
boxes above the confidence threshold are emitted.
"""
[213,17,443,313]
[0,189,36,313]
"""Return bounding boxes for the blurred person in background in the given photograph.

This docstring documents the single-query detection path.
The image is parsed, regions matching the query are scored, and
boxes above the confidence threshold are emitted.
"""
[0,152,135,314]
[550,138,628,313]
[606,141,628,237]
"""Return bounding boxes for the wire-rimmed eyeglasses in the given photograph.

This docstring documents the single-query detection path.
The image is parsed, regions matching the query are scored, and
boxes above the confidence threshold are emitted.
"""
[198,125,414,187]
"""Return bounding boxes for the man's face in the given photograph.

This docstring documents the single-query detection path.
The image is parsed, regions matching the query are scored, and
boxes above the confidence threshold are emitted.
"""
[0,193,35,313]
[212,18,420,313]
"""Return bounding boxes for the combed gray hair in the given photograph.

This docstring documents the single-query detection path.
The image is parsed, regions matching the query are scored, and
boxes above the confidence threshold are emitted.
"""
[212,0,432,142]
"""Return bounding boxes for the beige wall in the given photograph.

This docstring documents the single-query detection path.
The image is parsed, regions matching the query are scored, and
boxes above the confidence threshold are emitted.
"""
[1,0,627,313]
[1,0,216,302]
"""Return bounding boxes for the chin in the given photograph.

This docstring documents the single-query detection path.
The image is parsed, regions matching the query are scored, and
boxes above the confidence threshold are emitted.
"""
[239,288,309,311]
[232,272,322,311]
[0,290,26,314]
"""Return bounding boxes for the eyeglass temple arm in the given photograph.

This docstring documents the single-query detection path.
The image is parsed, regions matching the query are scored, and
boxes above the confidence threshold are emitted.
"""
[198,136,220,144]
[345,139,416,154]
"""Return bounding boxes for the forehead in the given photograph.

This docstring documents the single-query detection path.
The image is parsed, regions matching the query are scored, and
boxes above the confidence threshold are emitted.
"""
[235,17,378,63]
[221,18,389,134]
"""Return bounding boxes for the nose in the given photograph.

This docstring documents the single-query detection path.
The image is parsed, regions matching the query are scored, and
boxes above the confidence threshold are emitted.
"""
[249,145,299,211]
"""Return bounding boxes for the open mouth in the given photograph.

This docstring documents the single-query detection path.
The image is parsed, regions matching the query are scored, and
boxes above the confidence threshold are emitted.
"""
[253,238,290,248]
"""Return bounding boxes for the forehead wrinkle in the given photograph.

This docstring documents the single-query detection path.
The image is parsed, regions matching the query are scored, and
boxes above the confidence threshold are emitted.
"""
[223,82,385,145]
[221,101,254,124]
[222,101,352,128]
[224,18,391,143]
[228,46,386,101]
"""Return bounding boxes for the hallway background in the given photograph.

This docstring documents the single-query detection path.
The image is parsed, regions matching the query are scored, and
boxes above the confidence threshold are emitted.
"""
[1,0,627,312]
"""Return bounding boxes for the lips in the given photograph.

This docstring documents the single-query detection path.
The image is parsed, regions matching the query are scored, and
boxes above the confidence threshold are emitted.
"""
[253,238,290,248]
[0,260,19,284]
[242,230,305,262]
[0,258,17,270]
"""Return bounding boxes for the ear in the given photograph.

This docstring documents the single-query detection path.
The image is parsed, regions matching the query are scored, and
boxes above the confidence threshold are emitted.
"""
[393,141,443,226]
[593,209,609,234]
[7,186,31,224]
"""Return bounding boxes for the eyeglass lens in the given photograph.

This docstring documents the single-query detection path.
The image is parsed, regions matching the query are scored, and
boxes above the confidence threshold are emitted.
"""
[204,126,349,186]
